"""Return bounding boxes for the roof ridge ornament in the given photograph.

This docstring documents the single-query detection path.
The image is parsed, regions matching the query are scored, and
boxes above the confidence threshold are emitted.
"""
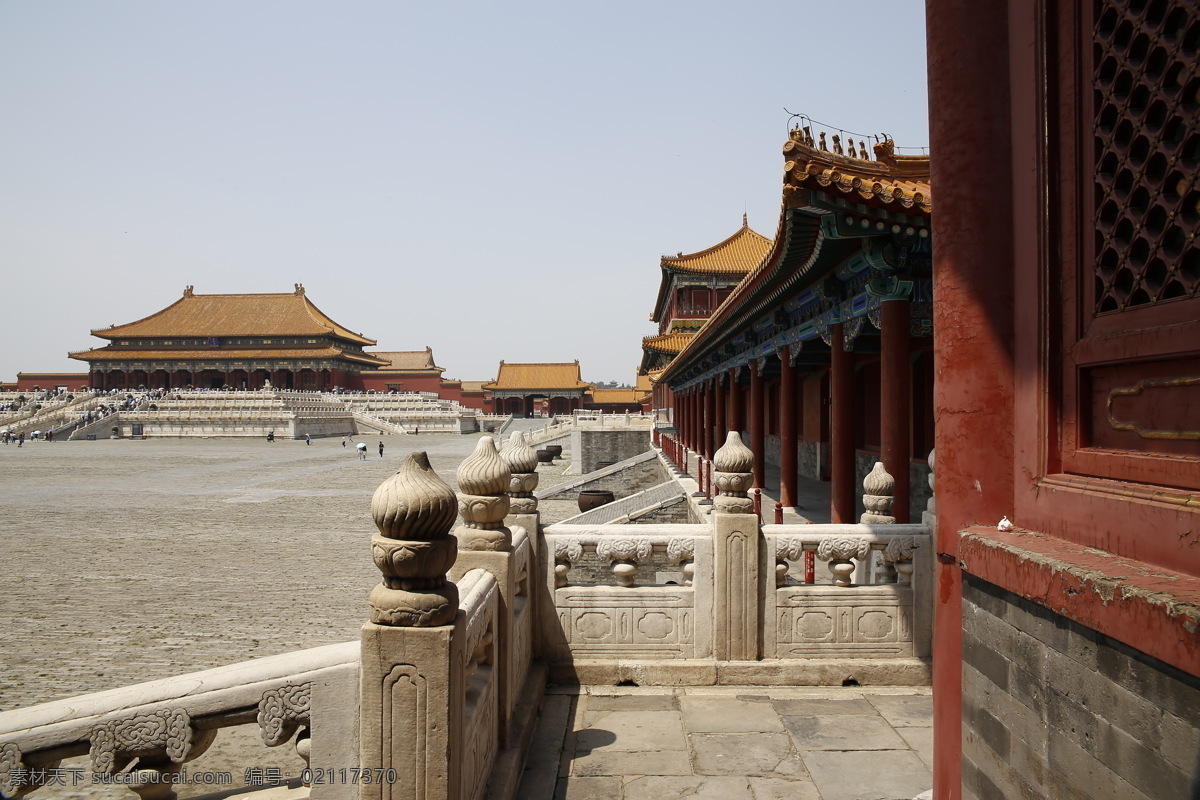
[293,283,306,296]
[873,139,897,167]
[183,285,194,297]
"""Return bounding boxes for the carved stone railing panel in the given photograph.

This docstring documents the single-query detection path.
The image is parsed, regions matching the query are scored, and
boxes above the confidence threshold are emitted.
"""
[454,569,498,800]
[0,642,359,800]
[773,584,915,658]
[545,525,707,589]
[543,524,712,661]
[507,534,535,705]
[762,523,933,660]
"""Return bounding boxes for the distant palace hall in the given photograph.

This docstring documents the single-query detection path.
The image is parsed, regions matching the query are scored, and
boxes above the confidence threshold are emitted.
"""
[71,284,391,391]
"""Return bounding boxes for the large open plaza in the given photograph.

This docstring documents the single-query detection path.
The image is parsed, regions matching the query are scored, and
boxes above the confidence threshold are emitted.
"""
[0,432,548,712]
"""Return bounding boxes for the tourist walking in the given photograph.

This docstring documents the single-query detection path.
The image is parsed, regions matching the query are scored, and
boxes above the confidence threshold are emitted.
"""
[341,436,347,447]
[305,434,312,445]
[357,441,368,460]
[378,441,384,458]
[18,433,24,447]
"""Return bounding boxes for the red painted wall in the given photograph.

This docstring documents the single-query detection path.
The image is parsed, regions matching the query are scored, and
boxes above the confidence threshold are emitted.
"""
[16,373,91,391]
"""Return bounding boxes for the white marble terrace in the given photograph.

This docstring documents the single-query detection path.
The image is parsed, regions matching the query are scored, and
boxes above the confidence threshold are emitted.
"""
[0,431,934,800]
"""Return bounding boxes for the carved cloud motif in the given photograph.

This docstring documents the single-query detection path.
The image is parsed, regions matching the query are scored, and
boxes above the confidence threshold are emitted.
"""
[258,683,312,747]
[89,709,193,774]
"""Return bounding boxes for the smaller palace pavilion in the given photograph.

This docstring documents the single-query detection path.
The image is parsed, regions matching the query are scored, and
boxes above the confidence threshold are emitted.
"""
[70,285,388,391]
[640,215,773,385]
[483,361,591,417]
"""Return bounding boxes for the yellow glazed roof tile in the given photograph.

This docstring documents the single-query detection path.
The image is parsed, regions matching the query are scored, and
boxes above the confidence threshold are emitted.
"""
[588,388,645,404]
[781,135,932,213]
[641,332,695,354]
[484,362,590,391]
[660,219,773,276]
[373,349,443,372]
[92,286,376,345]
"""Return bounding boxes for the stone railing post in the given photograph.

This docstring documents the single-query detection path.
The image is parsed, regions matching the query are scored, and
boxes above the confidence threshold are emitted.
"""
[860,461,896,524]
[711,432,762,661]
[861,461,897,584]
[501,432,550,664]
[922,448,936,529]
[360,452,464,800]
[501,432,539,549]
[448,438,519,745]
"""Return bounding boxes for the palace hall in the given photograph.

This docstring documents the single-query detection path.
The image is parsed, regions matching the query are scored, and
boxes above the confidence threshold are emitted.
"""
[483,361,592,417]
[70,285,388,391]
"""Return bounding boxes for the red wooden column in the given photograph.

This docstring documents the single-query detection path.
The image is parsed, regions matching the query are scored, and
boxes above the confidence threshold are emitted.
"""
[678,389,689,447]
[881,299,912,523]
[779,346,798,508]
[830,323,855,523]
[688,389,699,451]
[715,375,727,452]
[927,1,1015,797]
[704,378,718,459]
[749,362,765,488]
[728,367,743,434]
[681,393,691,450]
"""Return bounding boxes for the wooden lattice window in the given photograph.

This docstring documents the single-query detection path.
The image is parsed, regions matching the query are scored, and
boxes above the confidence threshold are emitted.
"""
[1093,0,1199,313]
[1050,0,1200,493]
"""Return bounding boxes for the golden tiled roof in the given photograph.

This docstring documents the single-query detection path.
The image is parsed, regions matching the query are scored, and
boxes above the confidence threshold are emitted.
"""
[373,348,443,373]
[635,373,653,392]
[458,381,489,393]
[641,332,695,354]
[588,388,645,405]
[660,217,773,275]
[69,345,390,366]
[781,134,931,214]
[484,361,590,391]
[91,286,376,345]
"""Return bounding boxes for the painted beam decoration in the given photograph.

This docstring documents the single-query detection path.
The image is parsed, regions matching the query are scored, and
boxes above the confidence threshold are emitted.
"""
[659,123,933,393]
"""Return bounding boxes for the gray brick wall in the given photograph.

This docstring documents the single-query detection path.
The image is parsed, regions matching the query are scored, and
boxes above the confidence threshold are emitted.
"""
[577,430,651,473]
[962,575,1200,800]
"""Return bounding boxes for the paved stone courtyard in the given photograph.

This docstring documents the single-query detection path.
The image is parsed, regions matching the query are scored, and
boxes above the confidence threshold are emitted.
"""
[0,429,568,711]
[518,686,932,800]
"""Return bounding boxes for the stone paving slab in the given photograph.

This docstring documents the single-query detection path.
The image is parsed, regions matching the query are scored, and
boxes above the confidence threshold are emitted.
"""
[577,710,688,751]
[679,696,786,732]
[688,732,806,778]
[771,697,880,716]
[781,713,912,751]
[802,749,932,800]
[867,694,935,728]
[896,726,934,770]
[527,685,932,800]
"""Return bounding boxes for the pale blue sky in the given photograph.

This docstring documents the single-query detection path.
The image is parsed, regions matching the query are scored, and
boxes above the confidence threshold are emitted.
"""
[0,1,929,384]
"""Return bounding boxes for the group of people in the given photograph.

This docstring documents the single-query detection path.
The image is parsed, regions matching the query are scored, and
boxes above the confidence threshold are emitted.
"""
[271,433,386,459]
[338,435,385,459]
[2,431,25,446]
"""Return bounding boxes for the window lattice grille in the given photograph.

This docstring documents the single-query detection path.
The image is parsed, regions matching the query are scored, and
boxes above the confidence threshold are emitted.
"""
[1093,0,1198,314]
